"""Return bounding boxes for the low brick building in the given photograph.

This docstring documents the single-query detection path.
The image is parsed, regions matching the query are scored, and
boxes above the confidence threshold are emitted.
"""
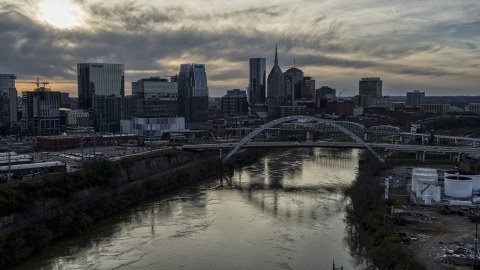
[37,135,104,150]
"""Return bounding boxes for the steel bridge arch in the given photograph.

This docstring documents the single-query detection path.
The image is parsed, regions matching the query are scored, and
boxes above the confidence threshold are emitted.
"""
[222,116,385,163]
[368,125,402,134]
[332,121,368,132]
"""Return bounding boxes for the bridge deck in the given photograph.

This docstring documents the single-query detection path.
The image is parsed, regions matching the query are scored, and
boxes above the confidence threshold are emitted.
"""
[181,142,480,154]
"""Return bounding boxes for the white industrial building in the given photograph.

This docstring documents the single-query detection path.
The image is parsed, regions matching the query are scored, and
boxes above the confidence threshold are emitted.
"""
[411,168,440,203]
[410,168,480,205]
[444,171,480,198]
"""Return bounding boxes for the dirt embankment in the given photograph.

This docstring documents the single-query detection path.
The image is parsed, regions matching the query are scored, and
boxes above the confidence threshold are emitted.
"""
[398,205,479,269]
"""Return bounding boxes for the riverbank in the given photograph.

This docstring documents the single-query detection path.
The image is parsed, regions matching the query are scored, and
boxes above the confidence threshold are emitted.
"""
[344,153,427,270]
[0,148,267,269]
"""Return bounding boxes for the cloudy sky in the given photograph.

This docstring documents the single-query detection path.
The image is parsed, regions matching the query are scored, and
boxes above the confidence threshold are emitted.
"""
[0,0,479,97]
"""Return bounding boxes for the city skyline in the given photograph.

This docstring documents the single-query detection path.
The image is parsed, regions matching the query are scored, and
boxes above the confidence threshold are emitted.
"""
[0,0,479,97]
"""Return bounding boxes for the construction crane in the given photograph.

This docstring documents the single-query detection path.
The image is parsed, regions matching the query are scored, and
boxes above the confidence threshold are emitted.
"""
[17,78,50,90]
[338,89,348,98]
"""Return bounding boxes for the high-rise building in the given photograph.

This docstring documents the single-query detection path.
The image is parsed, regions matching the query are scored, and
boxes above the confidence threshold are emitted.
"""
[284,67,303,101]
[77,63,125,110]
[359,77,382,108]
[21,86,61,135]
[249,58,266,105]
[284,68,315,100]
[317,86,336,99]
[92,95,124,133]
[132,77,178,117]
[406,90,425,107]
[221,89,248,116]
[303,76,316,98]
[178,64,209,124]
[60,92,70,108]
[267,47,286,119]
[0,74,18,134]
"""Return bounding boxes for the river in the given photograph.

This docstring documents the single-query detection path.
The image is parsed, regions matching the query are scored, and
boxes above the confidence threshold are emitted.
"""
[12,148,363,270]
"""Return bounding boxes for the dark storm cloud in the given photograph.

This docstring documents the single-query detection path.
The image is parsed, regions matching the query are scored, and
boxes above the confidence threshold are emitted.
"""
[0,0,471,93]
[282,53,456,77]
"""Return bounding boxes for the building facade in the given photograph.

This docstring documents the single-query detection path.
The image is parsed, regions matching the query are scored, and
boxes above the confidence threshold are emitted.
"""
[131,77,178,118]
[359,77,382,108]
[317,86,336,99]
[178,64,209,125]
[406,90,425,107]
[284,67,303,101]
[21,87,60,135]
[92,95,123,133]
[77,63,125,110]
[466,103,480,114]
[248,58,266,105]
[327,99,354,116]
[66,110,90,126]
[221,89,248,116]
[370,97,392,109]
[267,47,286,119]
[279,105,306,117]
[120,117,185,138]
[421,101,450,114]
[0,74,17,134]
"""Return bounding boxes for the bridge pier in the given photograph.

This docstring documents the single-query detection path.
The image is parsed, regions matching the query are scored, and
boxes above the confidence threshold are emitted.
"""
[219,149,223,159]
[399,135,403,143]
[416,151,426,162]
[363,132,369,142]
[306,130,313,142]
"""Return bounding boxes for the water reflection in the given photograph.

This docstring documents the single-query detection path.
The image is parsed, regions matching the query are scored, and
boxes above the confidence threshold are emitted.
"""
[13,148,363,270]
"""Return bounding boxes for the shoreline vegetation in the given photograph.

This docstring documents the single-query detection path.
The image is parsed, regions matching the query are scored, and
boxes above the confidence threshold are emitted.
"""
[344,152,426,270]
[0,148,265,269]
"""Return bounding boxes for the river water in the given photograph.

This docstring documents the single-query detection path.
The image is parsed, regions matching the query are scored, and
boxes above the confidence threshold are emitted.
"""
[13,148,363,270]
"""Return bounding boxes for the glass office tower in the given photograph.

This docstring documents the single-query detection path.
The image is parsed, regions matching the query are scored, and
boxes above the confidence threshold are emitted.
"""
[77,63,125,110]
[249,58,266,105]
[178,64,209,123]
[0,74,17,134]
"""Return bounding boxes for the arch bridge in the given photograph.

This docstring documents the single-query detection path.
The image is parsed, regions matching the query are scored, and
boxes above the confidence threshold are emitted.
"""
[222,116,385,163]
[280,121,402,134]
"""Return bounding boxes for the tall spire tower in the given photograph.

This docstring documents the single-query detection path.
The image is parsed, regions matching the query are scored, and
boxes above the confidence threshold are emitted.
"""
[267,45,285,119]
[275,44,278,66]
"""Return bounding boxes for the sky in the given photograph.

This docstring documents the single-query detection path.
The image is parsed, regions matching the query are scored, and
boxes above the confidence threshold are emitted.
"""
[0,0,479,97]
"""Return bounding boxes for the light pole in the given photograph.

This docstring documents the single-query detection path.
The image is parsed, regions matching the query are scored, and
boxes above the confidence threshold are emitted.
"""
[476,204,479,269]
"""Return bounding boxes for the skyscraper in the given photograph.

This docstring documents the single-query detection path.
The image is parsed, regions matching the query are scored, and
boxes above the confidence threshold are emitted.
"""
[178,64,209,124]
[0,74,17,134]
[359,77,382,108]
[249,58,266,105]
[77,63,125,110]
[267,46,285,119]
